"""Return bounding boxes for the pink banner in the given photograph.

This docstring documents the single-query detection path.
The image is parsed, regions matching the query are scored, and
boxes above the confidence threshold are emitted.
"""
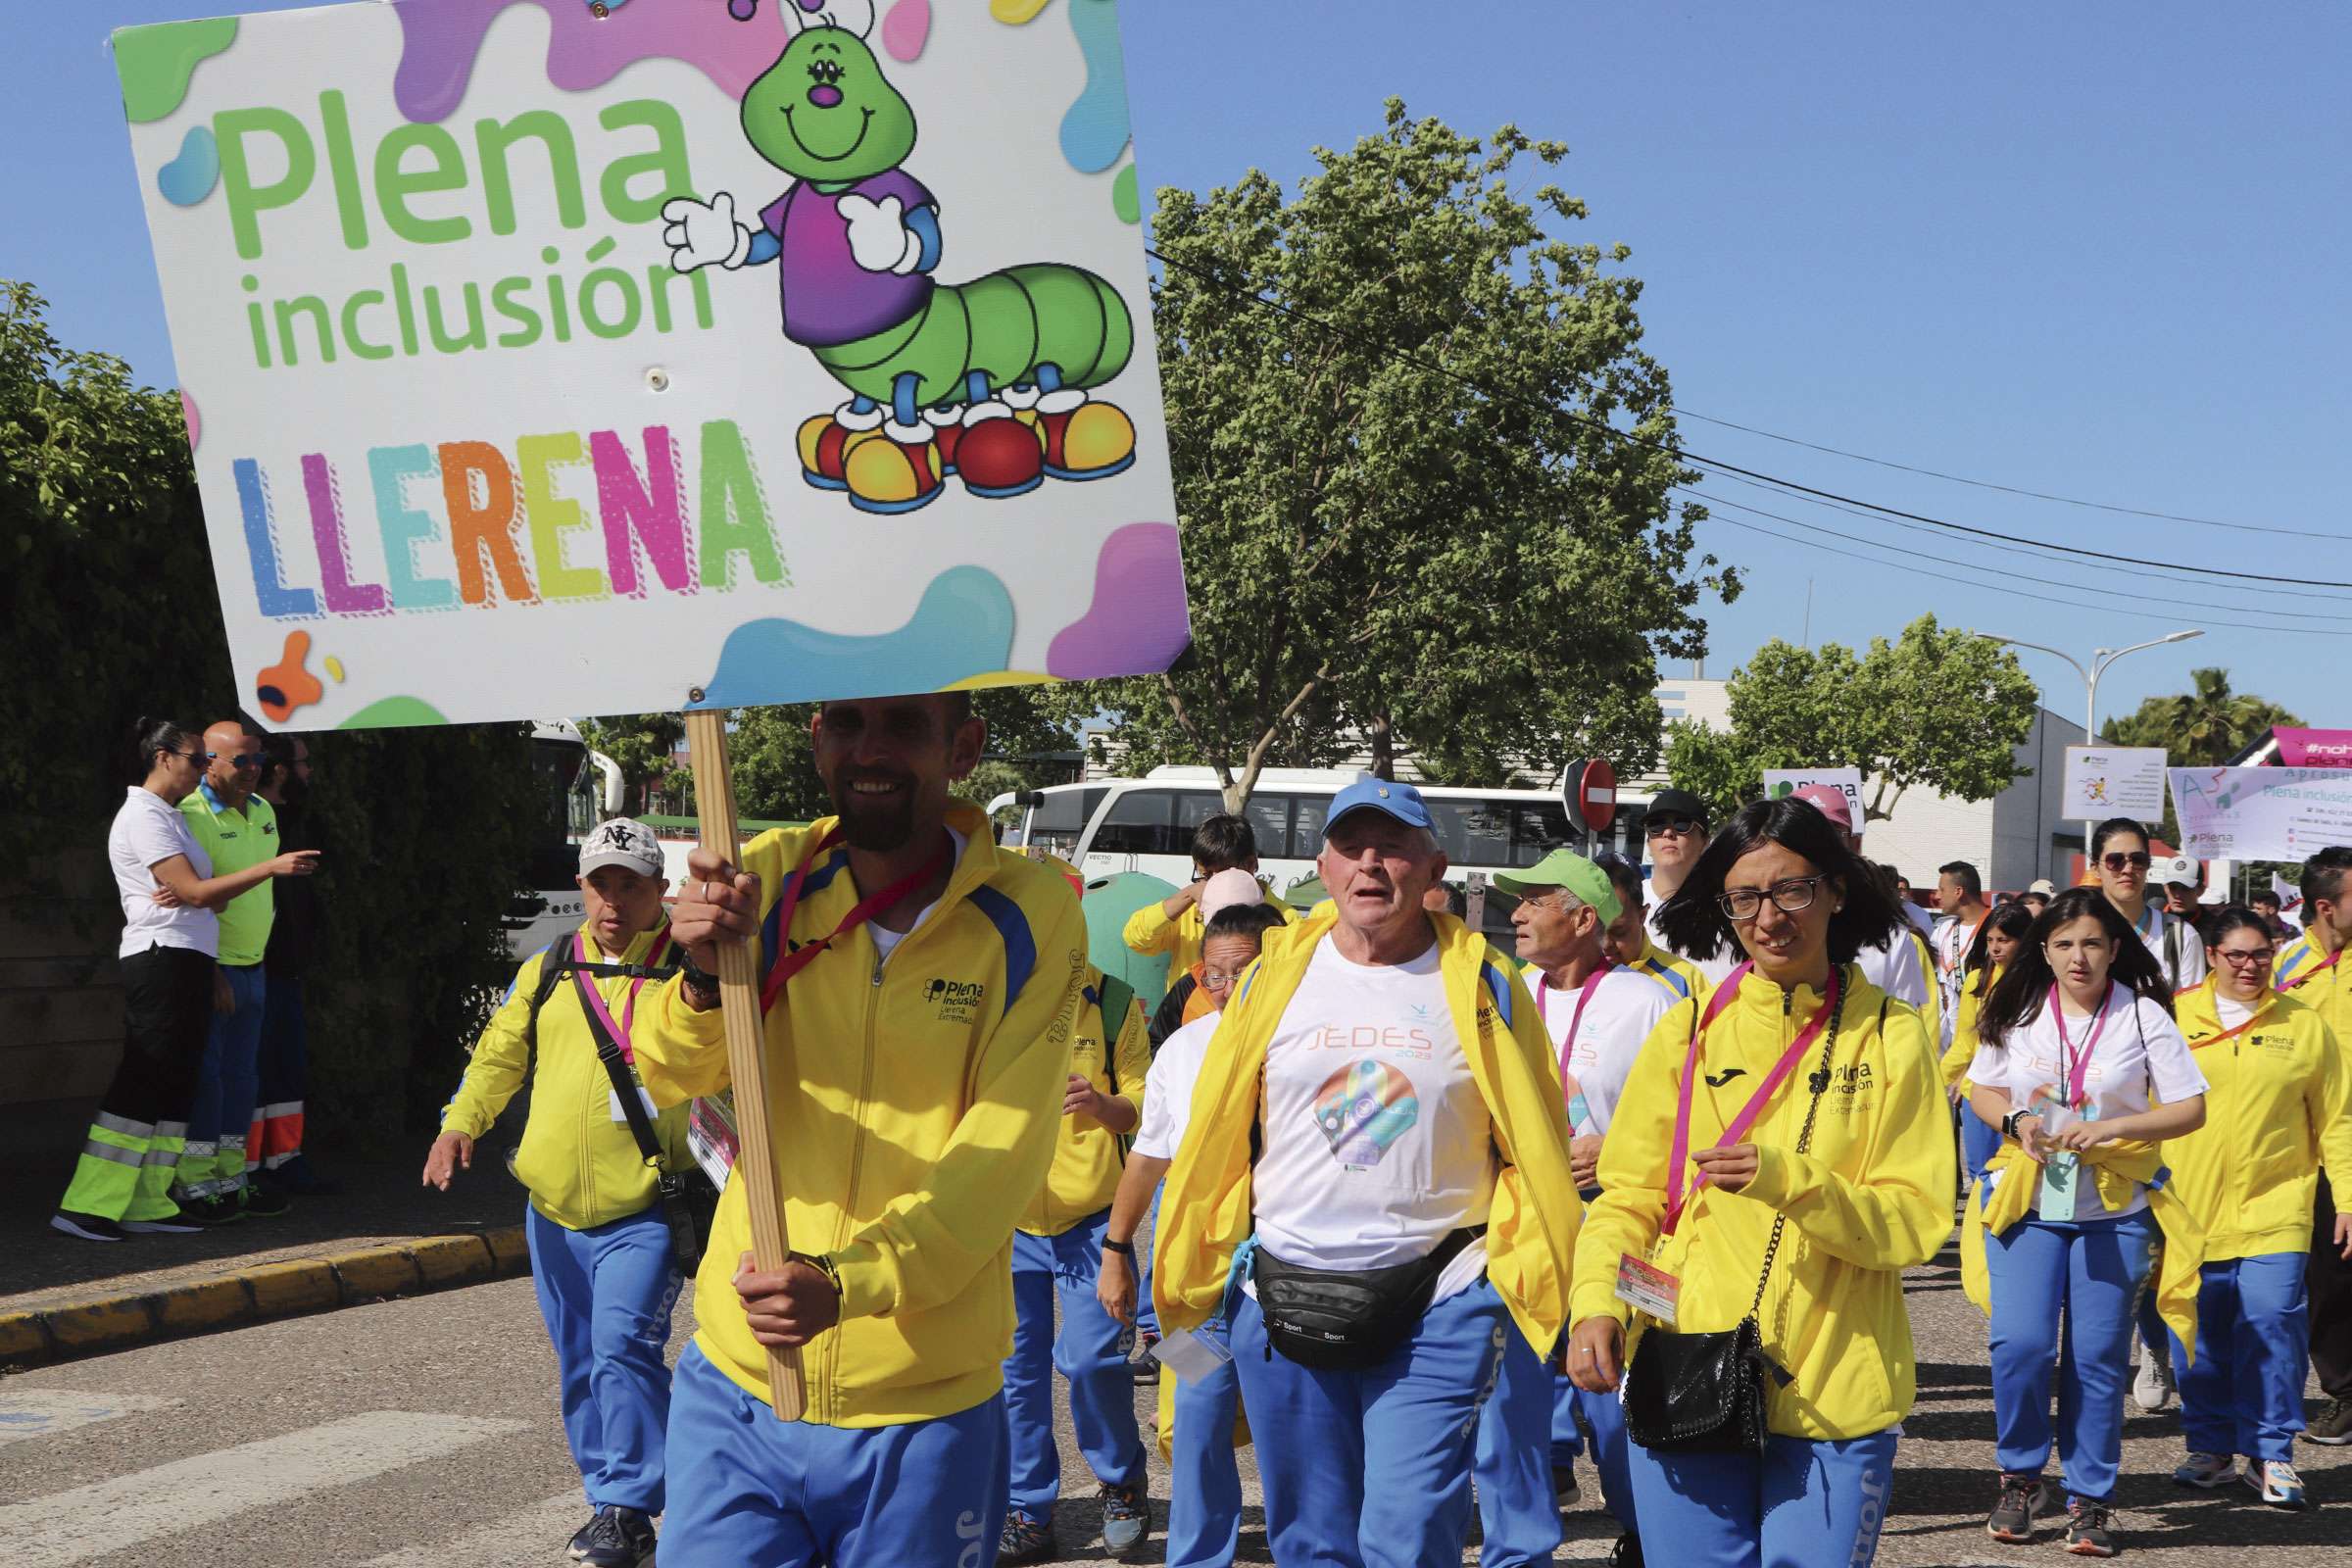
[2275,728,2352,768]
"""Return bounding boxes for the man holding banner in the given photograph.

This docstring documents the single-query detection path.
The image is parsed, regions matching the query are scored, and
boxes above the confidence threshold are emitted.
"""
[639,694,1088,1567]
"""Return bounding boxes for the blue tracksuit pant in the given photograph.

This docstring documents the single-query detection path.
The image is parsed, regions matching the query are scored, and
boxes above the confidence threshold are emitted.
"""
[1628,1429,1897,1566]
[2174,1251,2309,1462]
[662,1343,1007,1567]
[1986,1210,2156,1503]
[1136,1185,1161,1338]
[1472,1323,1561,1567]
[1230,1275,1508,1568]
[1005,1209,1147,1521]
[1961,1106,2002,1188]
[1166,1312,1243,1568]
[1553,1376,1639,1534]
[524,1202,678,1512]
[181,962,266,1199]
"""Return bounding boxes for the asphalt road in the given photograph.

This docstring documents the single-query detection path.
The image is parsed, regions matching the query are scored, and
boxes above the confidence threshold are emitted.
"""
[5,1242,2350,1566]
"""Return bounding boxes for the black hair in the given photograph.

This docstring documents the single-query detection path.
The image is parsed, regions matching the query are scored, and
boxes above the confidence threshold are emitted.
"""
[2251,889,2281,908]
[1939,860,1984,899]
[2090,817,2152,859]
[1435,880,1468,917]
[1980,886,2174,1038]
[1204,903,1286,942]
[1966,900,2038,997]
[2202,904,2274,949]
[2303,847,2352,911]
[1191,813,1257,872]
[1592,849,1642,909]
[131,715,198,778]
[1652,797,1907,967]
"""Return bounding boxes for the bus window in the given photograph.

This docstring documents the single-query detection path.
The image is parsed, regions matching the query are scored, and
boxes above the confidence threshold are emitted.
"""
[1291,795,1330,858]
[1025,786,1103,859]
[1426,799,1513,867]
[1093,788,1183,857]
[1247,794,1294,861]
[1510,802,1575,866]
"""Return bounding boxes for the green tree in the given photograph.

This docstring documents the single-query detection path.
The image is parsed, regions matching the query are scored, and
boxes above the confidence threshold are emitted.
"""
[1694,615,2040,822]
[2103,667,2302,766]
[720,689,1080,824]
[1662,718,1763,824]
[1038,102,1733,808]
[579,712,686,815]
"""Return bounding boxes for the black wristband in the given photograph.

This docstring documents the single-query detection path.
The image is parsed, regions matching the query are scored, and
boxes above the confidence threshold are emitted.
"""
[677,954,720,994]
[1102,1236,1136,1257]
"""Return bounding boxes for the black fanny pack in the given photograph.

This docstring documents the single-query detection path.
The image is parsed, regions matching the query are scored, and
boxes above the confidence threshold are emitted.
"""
[1251,1227,1484,1371]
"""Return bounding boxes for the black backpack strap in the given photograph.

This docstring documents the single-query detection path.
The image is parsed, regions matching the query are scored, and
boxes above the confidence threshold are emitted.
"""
[567,963,668,1172]
[1096,974,1134,1098]
[524,937,574,1040]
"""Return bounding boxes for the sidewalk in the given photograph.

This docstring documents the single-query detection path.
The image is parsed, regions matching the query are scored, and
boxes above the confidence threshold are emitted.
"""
[2,1140,531,1364]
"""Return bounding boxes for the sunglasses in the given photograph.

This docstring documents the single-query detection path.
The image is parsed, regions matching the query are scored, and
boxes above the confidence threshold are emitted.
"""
[206,752,264,769]
[2100,851,2151,872]
[1644,816,1704,839]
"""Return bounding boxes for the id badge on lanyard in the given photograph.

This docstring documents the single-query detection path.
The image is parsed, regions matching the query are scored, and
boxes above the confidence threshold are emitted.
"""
[2036,983,2112,1221]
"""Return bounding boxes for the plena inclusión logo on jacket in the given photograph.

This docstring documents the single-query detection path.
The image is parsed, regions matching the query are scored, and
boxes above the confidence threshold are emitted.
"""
[926,977,986,1022]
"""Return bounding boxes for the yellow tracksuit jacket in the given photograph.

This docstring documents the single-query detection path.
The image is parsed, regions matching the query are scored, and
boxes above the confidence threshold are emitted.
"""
[2163,978,2350,1261]
[441,921,689,1231]
[1153,911,1581,1358]
[1572,965,1955,1441]
[1122,881,1291,976]
[1625,936,1708,1006]
[1021,972,1152,1236]
[633,806,1088,1426]
[2278,934,2350,1043]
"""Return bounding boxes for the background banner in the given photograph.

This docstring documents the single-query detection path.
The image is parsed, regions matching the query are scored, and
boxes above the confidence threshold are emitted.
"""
[2170,767,2352,860]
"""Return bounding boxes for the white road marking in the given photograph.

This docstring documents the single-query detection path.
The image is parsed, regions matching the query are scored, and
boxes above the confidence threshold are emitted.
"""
[0,1410,527,1568]
[358,1491,590,1568]
[0,1390,176,1446]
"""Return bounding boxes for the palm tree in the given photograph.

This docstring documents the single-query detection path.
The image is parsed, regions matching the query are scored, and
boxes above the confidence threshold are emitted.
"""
[2103,667,2302,767]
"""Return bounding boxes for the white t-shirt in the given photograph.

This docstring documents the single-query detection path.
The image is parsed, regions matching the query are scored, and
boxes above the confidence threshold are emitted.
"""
[1644,880,1740,985]
[1854,928,1931,1010]
[1133,1012,1219,1161]
[1969,986,2206,1220]
[1253,936,1494,1302]
[1933,912,1989,1046]
[110,787,217,959]
[866,826,969,963]
[1901,902,1936,938]
[2131,905,2210,994]
[1539,965,1675,1136]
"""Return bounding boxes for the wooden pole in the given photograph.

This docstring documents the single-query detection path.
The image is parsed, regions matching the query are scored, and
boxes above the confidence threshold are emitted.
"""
[683,709,806,1420]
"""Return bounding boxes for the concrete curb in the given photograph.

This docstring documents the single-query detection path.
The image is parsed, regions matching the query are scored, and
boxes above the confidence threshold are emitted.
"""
[0,1227,529,1369]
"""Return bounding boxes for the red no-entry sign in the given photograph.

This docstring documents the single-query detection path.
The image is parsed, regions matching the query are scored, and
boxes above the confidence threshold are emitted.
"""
[1565,759,1618,834]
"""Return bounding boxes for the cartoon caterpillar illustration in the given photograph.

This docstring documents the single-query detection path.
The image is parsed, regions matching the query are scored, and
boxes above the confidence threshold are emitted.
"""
[663,0,1138,515]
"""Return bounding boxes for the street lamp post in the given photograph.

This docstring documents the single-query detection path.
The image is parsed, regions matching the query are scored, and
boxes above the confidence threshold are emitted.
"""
[1977,629,2205,866]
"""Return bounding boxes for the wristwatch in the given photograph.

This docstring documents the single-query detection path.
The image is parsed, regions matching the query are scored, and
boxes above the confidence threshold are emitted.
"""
[2001,1109,2038,1140]
[1102,1237,1136,1258]
[677,954,721,1002]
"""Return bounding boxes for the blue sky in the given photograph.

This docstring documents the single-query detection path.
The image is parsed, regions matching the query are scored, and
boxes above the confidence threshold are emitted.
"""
[15,1,2349,732]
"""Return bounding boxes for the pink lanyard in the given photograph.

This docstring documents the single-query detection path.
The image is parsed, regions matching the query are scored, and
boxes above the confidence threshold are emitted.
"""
[569,926,674,1063]
[1539,961,1615,1076]
[2047,981,2114,1109]
[1662,961,1840,1236]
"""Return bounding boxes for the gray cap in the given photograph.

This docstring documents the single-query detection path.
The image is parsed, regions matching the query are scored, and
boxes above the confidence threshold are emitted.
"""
[578,818,663,878]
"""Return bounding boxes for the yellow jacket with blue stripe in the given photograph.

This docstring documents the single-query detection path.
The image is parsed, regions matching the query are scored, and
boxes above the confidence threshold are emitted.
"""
[442,920,690,1232]
[1152,910,1582,1358]
[1021,970,1152,1236]
[634,805,1088,1427]
[2277,933,2349,1042]
[1624,937,1707,1005]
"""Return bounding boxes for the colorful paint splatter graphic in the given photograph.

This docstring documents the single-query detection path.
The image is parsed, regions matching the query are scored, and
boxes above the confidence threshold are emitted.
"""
[1047,522,1187,678]
[1313,1059,1421,1169]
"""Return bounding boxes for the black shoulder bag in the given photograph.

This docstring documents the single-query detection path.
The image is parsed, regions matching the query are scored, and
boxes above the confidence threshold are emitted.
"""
[1623,979,1846,1454]
[568,959,721,1275]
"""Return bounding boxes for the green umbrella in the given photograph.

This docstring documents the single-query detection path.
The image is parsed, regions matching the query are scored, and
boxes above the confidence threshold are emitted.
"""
[1081,871,1177,1015]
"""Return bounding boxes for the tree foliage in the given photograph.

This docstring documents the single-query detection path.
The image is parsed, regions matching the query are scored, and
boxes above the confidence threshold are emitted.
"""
[579,712,687,814]
[721,690,1081,824]
[2103,667,2302,766]
[1037,102,1733,808]
[1661,718,1763,825]
[1672,615,2040,822]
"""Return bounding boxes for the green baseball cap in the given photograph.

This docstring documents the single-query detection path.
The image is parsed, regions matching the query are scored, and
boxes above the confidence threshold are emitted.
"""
[1492,851,1622,924]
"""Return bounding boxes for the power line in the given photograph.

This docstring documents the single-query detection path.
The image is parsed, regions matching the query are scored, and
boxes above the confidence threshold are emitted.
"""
[1672,407,2340,542]
[1144,247,2352,592]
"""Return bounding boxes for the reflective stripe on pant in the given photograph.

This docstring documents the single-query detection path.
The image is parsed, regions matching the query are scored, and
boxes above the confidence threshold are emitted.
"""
[660,1342,1006,1568]
[1627,1428,1896,1568]
[1472,1321,1561,1567]
[254,972,307,1167]
[1165,1312,1243,1568]
[1986,1210,2156,1503]
[181,963,265,1199]
[60,945,214,1221]
[524,1201,679,1512]
[1229,1275,1507,1568]
[1004,1208,1147,1520]
[1554,1374,1639,1535]
[2175,1251,2309,1462]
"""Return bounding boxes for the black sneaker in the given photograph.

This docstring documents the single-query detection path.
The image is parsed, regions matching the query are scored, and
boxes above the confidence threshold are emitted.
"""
[567,1509,600,1560]
[576,1505,656,1568]
[1987,1472,2050,1543]
[2064,1499,2118,1557]
[998,1511,1054,1565]
[121,1210,205,1234]
[2306,1396,2352,1446]
[50,1210,125,1243]
[1608,1533,1645,1566]
[241,1177,289,1218]
[181,1193,243,1226]
[1129,1330,1160,1385]
[1101,1482,1148,1556]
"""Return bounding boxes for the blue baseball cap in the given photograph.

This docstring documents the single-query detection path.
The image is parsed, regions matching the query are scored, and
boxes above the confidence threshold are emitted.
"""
[1324,777,1435,836]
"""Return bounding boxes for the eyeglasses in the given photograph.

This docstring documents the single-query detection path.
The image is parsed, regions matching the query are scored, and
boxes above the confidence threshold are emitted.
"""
[2214,947,2276,968]
[1645,816,1704,839]
[205,752,265,769]
[2100,851,2152,872]
[1716,875,1828,922]
[1200,967,1248,991]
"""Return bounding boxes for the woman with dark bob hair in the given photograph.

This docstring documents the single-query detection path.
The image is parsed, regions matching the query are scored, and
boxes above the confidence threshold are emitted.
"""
[1566,796,1954,1566]
[1962,885,2206,1556]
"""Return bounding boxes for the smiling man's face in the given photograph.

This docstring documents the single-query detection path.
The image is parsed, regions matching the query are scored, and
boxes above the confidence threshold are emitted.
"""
[811,696,983,853]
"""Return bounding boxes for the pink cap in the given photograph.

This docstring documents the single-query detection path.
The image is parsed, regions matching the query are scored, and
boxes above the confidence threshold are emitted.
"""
[1199,868,1265,925]
[1789,783,1854,833]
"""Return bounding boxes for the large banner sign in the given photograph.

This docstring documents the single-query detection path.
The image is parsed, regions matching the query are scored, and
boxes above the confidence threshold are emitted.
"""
[2170,767,2352,860]
[2274,728,2352,769]
[1763,767,1864,826]
[114,0,1185,729]
[2060,746,2167,818]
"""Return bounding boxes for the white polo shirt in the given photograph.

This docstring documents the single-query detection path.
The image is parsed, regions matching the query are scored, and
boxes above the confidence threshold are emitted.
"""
[109,787,217,958]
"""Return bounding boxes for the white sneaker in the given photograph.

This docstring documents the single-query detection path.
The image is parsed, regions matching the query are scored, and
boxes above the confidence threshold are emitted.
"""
[2247,1459,2308,1510]
[2171,1451,2236,1489]
[2132,1349,2175,1413]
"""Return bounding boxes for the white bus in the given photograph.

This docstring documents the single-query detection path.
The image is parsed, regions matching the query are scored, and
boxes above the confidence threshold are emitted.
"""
[509,721,623,958]
[991,766,1654,935]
